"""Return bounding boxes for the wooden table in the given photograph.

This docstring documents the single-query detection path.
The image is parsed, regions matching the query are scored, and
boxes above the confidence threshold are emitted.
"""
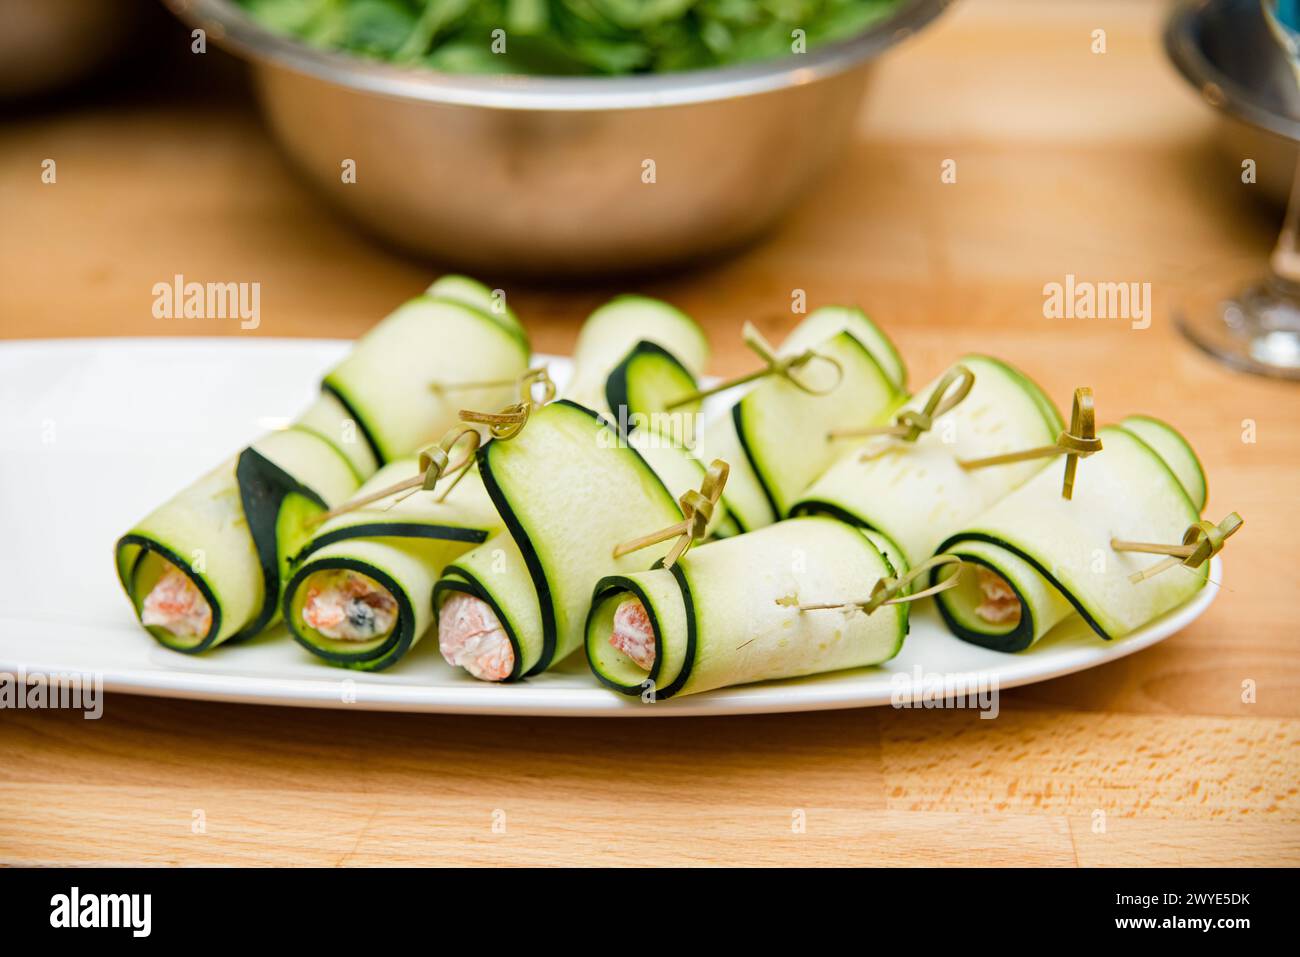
[2,0,1297,866]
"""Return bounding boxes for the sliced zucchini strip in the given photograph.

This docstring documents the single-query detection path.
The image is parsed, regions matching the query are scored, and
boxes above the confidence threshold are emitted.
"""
[694,308,905,532]
[425,274,527,349]
[792,355,1063,564]
[603,341,703,444]
[1119,414,1208,511]
[586,516,907,700]
[282,463,502,669]
[564,295,710,441]
[116,427,359,653]
[361,298,710,678]
[323,295,530,465]
[446,400,685,679]
[628,431,740,539]
[933,423,1207,651]
[778,304,908,393]
[568,295,709,393]
[117,277,529,652]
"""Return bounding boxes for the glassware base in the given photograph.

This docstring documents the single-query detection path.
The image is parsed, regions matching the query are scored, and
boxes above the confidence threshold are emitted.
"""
[1176,276,1300,380]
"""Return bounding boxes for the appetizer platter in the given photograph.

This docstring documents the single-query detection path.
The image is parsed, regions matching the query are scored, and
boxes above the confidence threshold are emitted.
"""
[0,277,1235,716]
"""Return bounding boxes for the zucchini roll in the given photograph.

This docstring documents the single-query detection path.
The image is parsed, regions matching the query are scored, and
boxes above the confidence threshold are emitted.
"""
[694,306,907,533]
[283,460,501,670]
[434,296,735,680]
[793,355,1063,564]
[565,294,710,433]
[562,294,718,471]
[115,277,530,653]
[586,516,907,700]
[932,416,1211,651]
[116,429,360,653]
[436,400,691,680]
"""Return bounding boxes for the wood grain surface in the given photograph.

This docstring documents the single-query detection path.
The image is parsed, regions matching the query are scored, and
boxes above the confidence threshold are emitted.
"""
[1,0,1298,866]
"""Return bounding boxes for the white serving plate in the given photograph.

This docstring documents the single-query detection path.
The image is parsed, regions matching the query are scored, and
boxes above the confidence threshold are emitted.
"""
[0,338,1220,717]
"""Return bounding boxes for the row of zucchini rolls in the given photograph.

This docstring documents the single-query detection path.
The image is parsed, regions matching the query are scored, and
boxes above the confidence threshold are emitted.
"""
[116,276,1233,699]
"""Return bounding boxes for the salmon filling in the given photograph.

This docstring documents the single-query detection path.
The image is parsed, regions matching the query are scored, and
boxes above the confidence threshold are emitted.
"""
[141,563,212,639]
[975,566,1021,626]
[438,592,514,681]
[301,570,398,642]
[609,598,655,671]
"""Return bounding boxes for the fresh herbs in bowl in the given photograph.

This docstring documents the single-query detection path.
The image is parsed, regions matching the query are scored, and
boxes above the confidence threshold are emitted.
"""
[235,0,904,75]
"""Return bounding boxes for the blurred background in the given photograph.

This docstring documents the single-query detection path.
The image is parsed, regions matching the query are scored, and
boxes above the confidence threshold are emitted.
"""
[0,0,1295,366]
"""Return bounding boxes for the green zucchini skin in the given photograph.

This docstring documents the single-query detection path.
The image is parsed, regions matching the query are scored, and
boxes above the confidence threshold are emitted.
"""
[570,295,710,386]
[117,277,529,652]
[425,274,528,351]
[322,295,530,465]
[429,298,721,681]
[731,401,781,521]
[118,535,225,654]
[932,541,1069,652]
[318,380,386,474]
[586,516,907,700]
[932,422,1209,651]
[1119,414,1208,511]
[695,311,906,534]
[791,355,1063,565]
[231,444,329,643]
[603,340,702,442]
[116,427,359,653]
[281,461,502,669]
[736,328,899,519]
[283,557,415,671]
[294,523,486,565]
[778,305,908,393]
[476,400,683,676]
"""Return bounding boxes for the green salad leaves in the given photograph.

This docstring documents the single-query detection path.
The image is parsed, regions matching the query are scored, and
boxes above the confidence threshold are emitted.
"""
[236,0,902,75]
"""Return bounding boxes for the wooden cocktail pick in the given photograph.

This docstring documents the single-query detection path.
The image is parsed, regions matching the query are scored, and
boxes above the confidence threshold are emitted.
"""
[1112,512,1243,583]
[665,322,842,410]
[958,386,1101,499]
[828,363,975,444]
[306,369,556,528]
[782,553,965,615]
[612,460,729,569]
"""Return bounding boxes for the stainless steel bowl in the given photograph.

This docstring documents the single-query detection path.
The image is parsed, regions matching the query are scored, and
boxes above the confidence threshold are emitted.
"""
[1166,0,1300,206]
[166,0,951,274]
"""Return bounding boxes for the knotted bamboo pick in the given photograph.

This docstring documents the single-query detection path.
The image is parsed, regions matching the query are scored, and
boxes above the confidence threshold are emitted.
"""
[612,460,729,570]
[308,368,556,527]
[827,363,975,445]
[306,425,481,528]
[958,387,1101,499]
[781,554,965,615]
[1112,512,1243,583]
[459,365,555,440]
[664,322,843,410]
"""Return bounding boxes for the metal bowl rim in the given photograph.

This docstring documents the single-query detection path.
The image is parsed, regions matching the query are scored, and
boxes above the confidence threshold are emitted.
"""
[168,0,952,110]
[1164,0,1300,141]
